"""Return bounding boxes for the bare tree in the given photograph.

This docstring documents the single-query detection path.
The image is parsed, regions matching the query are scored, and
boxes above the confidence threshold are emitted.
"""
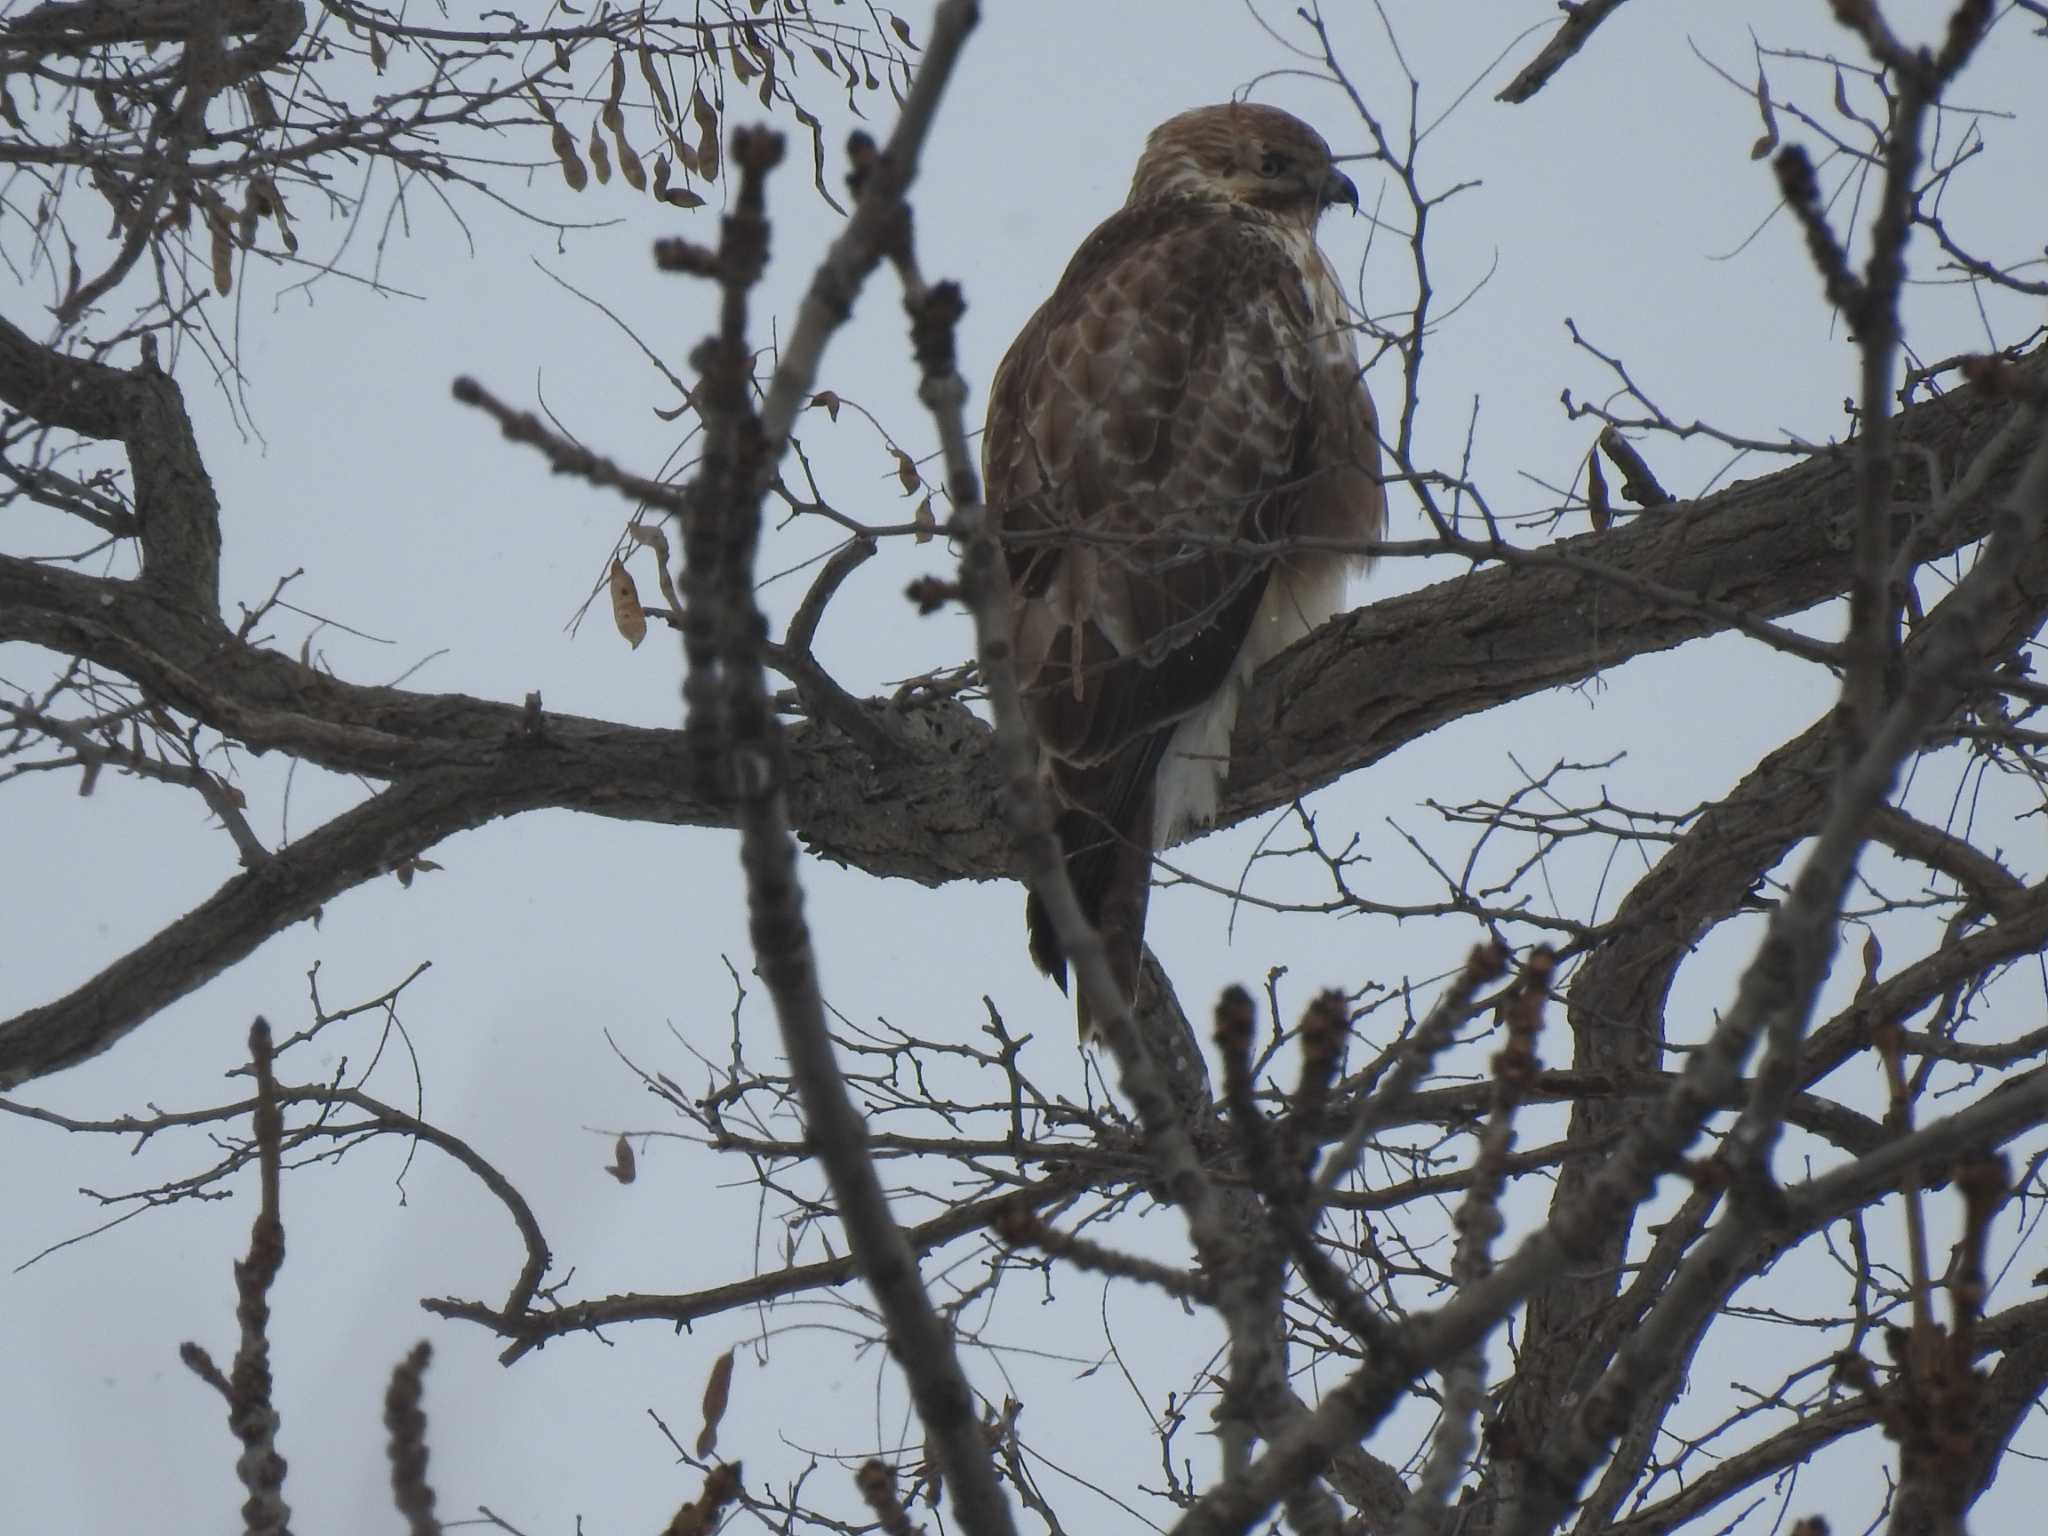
[4,3,2047,1535]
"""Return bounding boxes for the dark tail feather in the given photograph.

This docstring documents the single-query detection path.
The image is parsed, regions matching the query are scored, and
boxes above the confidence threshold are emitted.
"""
[1024,783,1156,1045]
[1025,888,1068,994]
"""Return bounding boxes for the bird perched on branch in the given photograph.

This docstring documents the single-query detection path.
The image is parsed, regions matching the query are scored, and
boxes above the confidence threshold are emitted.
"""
[984,102,1386,1043]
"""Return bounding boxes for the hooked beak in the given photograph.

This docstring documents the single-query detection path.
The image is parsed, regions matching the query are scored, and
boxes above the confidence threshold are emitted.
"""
[1321,168,1359,211]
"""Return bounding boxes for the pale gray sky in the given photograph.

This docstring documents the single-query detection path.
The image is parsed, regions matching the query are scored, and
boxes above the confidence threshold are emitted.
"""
[6,3,2047,1531]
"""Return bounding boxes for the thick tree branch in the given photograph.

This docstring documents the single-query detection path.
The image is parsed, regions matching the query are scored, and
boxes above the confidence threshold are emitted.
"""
[1,315,222,607]
[1178,395,2048,1533]
[1,0,289,50]
[4,351,2043,1087]
[1226,349,2041,822]
[1602,1296,2048,1536]
[1171,1060,2048,1536]
[1502,392,2048,1536]
[0,763,566,1086]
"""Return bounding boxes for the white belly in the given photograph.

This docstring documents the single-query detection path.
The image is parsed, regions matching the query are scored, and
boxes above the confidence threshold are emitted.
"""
[1151,556,1352,845]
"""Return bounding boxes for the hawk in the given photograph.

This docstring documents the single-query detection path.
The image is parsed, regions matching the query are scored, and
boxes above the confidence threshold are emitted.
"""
[984,103,1386,1042]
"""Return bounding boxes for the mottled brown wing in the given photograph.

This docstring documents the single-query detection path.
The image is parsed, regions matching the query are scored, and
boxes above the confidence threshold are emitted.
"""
[984,200,1342,1011]
[985,199,1326,770]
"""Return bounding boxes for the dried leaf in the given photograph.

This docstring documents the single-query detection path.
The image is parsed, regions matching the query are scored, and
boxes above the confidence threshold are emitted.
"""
[691,85,721,183]
[606,51,626,125]
[617,132,646,192]
[912,495,935,544]
[892,449,921,495]
[253,176,297,252]
[610,557,648,648]
[369,30,387,73]
[655,153,704,208]
[1856,931,1883,999]
[393,856,443,889]
[1749,68,1779,160]
[216,776,248,810]
[890,15,915,47]
[790,103,838,212]
[639,45,675,122]
[696,1348,736,1458]
[1585,447,1611,532]
[626,523,670,556]
[588,119,612,184]
[0,82,22,133]
[554,121,589,191]
[627,523,682,611]
[605,1134,637,1184]
[1833,66,1852,120]
[245,79,279,129]
[208,206,234,295]
[809,389,842,421]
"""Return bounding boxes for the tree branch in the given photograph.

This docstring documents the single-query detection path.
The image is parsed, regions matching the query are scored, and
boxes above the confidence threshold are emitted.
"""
[5,350,2042,1088]
[1495,0,1639,105]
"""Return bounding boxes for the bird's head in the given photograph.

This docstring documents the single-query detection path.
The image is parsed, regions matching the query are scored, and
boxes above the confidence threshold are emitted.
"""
[1126,103,1358,226]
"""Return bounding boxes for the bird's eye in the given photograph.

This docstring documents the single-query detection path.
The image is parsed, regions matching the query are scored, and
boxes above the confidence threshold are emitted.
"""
[1258,151,1292,178]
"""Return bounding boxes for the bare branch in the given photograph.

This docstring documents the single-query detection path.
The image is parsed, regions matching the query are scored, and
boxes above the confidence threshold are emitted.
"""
[1496,0,1639,104]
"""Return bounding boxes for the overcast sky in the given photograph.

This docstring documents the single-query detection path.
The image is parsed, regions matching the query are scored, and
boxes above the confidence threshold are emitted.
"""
[6,2,2047,1532]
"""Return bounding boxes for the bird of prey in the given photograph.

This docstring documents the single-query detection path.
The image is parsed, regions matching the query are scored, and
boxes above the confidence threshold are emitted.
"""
[983,102,1385,1042]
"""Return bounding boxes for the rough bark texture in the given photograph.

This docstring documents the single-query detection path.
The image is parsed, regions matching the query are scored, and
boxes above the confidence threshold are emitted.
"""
[1,318,2040,1085]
